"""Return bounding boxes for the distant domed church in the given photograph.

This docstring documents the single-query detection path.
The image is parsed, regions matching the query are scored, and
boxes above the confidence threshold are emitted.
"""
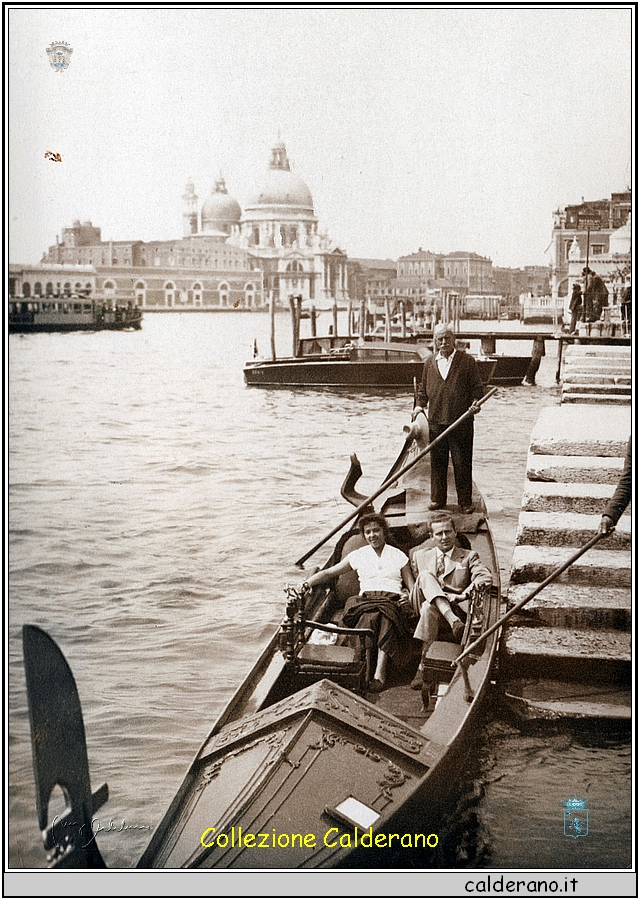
[182,140,349,307]
[41,139,349,311]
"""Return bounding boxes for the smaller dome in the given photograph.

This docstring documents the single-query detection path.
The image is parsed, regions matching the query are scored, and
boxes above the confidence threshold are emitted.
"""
[201,178,241,233]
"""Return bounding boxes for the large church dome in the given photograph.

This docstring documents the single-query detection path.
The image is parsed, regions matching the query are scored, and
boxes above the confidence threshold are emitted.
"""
[246,142,314,211]
[201,178,242,233]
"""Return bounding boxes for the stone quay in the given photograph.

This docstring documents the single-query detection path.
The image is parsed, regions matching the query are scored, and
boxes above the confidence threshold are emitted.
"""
[500,371,631,721]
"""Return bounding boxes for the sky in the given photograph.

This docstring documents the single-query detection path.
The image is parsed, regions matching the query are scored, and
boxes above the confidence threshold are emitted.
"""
[8,6,633,269]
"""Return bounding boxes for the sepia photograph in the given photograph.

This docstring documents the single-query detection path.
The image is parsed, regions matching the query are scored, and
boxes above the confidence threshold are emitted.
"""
[6,5,634,896]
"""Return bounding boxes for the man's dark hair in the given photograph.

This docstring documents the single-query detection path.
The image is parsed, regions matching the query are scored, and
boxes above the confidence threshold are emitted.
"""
[430,512,457,532]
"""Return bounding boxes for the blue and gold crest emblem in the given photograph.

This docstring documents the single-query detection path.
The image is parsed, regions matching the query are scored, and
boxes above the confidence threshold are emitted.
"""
[563,795,588,839]
[46,41,73,72]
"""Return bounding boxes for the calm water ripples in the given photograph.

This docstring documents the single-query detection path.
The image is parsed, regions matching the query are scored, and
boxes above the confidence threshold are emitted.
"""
[9,312,630,869]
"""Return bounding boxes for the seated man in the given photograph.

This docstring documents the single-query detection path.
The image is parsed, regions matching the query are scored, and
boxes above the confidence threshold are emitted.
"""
[410,513,492,690]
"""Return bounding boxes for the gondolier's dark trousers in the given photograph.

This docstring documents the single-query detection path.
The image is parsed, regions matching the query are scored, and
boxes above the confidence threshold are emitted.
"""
[429,418,474,508]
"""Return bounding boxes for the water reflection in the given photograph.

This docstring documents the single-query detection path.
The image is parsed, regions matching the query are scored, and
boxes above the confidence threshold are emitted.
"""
[8,313,629,869]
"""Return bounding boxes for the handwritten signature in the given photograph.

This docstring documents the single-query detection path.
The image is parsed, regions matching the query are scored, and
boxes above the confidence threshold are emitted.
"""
[45,151,62,162]
[51,815,151,849]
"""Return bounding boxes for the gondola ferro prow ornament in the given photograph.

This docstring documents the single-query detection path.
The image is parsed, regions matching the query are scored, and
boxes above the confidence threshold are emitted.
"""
[22,625,108,868]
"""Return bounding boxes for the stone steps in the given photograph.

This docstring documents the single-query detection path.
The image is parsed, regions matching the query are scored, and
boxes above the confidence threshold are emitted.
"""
[501,625,630,682]
[501,396,631,720]
[564,358,630,368]
[510,545,631,587]
[516,511,631,551]
[564,345,630,358]
[526,453,625,484]
[507,583,631,630]
[563,373,631,385]
[564,382,631,395]
[523,481,618,512]
[562,392,630,405]
[503,679,631,721]
[529,405,629,456]
[561,345,631,406]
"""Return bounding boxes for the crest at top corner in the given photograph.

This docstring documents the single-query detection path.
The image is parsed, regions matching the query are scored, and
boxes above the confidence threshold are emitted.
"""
[46,42,73,72]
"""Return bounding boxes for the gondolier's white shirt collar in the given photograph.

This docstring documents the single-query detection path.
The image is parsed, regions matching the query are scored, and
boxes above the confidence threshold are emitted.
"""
[436,348,456,379]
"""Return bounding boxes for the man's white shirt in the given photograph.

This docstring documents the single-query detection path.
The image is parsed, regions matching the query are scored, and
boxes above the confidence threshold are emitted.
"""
[436,348,456,379]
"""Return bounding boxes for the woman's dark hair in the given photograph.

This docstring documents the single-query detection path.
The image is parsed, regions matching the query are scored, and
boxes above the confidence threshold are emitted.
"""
[357,512,390,539]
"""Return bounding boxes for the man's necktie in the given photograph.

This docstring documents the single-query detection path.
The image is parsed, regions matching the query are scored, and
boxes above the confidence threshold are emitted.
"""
[436,551,446,580]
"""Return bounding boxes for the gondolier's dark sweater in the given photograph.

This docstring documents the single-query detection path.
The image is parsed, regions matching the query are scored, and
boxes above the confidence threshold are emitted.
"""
[603,437,631,524]
[416,351,485,425]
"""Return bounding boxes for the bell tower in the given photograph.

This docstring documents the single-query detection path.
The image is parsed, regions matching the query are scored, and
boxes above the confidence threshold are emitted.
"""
[269,141,290,171]
[182,179,198,235]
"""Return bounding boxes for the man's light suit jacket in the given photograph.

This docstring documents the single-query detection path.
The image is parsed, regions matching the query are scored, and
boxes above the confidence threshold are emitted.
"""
[412,545,492,606]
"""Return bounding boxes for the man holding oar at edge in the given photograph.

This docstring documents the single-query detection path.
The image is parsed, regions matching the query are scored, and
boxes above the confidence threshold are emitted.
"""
[600,437,632,535]
[412,323,486,514]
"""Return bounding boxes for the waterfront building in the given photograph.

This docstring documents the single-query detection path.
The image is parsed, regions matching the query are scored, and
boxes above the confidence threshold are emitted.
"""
[347,258,398,303]
[397,248,494,299]
[9,262,97,300]
[441,251,494,294]
[396,249,436,305]
[42,218,263,311]
[549,190,631,298]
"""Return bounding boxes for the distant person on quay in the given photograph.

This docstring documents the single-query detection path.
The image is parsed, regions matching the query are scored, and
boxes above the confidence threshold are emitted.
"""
[568,282,583,333]
[412,324,485,514]
[600,438,632,535]
[620,283,631,335]
[583,267,609,322]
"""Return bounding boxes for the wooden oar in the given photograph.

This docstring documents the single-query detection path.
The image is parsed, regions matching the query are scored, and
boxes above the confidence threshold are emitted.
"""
[295,386,498,567]
[453,531,606,666]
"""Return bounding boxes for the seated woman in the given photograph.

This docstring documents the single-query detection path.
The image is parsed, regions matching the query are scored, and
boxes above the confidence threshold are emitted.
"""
[300,513,415,693]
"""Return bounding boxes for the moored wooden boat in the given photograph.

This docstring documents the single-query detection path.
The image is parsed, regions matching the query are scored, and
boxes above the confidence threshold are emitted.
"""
[244,339,497,388]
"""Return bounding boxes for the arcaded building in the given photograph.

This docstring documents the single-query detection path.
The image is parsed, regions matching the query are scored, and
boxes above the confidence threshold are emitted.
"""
[42,210,263,311]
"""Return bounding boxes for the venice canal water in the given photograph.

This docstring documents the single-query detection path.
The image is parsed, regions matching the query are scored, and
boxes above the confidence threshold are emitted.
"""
[8,311,630,870]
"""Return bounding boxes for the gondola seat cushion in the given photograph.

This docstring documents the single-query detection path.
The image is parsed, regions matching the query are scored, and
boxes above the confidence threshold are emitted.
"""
[297,644,358,666]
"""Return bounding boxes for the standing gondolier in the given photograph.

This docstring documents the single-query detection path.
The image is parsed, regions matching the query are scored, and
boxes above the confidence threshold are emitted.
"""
[411,324,485,514]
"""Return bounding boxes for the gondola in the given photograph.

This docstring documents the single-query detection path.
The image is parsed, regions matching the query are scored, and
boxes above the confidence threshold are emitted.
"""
[22,401,501,869]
